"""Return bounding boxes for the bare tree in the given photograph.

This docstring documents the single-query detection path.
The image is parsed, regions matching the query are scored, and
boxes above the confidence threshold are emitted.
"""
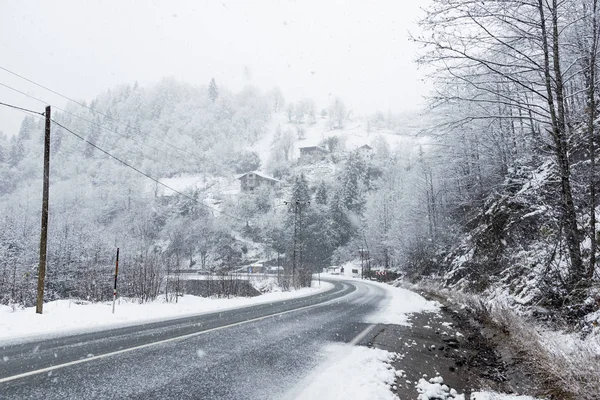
[415,0,591,287]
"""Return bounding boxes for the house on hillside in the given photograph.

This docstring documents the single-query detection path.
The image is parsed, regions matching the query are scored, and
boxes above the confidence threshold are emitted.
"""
[299,145,329,161]
[238,172,279,192]
[357,144,373,158]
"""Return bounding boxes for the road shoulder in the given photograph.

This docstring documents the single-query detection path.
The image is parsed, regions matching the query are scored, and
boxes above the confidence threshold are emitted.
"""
[363,300,545,399]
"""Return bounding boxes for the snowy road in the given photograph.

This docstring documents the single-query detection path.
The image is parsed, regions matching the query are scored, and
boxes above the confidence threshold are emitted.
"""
[0,279,388,399]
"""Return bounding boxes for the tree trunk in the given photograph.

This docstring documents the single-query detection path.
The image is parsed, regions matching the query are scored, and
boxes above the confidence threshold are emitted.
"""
[538,0,584,287]
[586,0,599,279]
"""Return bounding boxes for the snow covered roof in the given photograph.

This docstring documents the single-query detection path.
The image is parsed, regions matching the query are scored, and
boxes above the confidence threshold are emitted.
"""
[299,145,329,153]
[237,171,280,182]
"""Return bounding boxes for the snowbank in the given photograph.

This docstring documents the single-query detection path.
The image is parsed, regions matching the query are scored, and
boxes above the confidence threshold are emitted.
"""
[364,279,440,325]
[323,270,440,325]
[0,281,333,344]
[290,344,398,400]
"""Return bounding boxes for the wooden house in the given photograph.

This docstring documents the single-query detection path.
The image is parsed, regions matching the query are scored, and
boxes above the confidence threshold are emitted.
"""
[299,145,329,161]
[238,172,279,192]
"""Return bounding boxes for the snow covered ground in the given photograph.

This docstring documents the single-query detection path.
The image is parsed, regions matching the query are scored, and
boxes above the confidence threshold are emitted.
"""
[322,270,441,325]
[286,277,440,399]
[296,277,544,400]
[414,375,543,400]
[363,279,440,325]
[290,342,543,400]
[0,281,333,345]
[471,392,542,400]
[290,344,398,400]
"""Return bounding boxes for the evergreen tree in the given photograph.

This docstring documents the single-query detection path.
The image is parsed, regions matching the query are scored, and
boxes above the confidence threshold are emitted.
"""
[342,151,366,214]
[315,181,328,205]
[18,116,35,141]
[208,78,219,103]
[327,189,354,247]
[284,174,312,286]
[84,118,101,158]
[290,173,311,205]
[303,207,336,272]
[8,137,24,166]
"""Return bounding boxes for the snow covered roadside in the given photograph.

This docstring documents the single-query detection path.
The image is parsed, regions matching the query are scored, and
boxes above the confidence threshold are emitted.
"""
[289,344,399,400]
[471,391,542,400]
[298,277,545,400]
[0,281,333,345]
[291,344,545,400]
[363,279,440,325]
[286,276,441,399]
[414,375,543,399]
[322,273,441,325]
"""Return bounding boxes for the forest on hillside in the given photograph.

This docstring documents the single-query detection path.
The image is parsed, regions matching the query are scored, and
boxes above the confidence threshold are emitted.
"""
[406,0,600,326]
[0,0,599,336]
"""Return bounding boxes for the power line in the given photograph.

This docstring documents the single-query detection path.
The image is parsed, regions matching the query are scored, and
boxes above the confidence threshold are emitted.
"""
[0,99,244,222]
[0,100,44,116]
[51,119,244,222]
[0,81,183,167]
[0,66,237,174]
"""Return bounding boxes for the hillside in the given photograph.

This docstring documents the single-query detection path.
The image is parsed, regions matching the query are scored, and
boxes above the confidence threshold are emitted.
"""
[0,79,426,307]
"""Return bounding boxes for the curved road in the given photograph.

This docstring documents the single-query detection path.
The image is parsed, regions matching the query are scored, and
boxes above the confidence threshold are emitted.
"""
[0,279,389,399]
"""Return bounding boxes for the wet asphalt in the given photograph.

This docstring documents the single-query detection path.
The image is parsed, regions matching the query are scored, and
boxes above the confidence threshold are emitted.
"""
[0,280,387,400]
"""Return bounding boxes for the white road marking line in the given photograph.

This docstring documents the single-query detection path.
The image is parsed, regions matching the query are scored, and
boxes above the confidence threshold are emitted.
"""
[0,286,351,385]
[349,323,377,346]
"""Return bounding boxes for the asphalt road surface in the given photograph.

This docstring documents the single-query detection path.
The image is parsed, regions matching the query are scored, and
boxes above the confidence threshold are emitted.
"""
[0,279,388,400]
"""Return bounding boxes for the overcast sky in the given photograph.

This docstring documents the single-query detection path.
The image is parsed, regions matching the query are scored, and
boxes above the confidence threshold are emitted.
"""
[0,0,431,136]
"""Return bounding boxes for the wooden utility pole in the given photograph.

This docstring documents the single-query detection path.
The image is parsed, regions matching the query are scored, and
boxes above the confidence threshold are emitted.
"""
[112,248,120,314]
[36,106,51,314]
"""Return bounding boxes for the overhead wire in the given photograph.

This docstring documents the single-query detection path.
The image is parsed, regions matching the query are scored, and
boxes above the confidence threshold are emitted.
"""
[0,99,244,222]
[0,81,183,167]
[0,100,45,116]
[0,65,238,174]
[51,118,244,222]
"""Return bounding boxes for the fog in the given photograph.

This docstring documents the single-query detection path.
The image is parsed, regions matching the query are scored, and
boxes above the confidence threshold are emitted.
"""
[0,0,430,136]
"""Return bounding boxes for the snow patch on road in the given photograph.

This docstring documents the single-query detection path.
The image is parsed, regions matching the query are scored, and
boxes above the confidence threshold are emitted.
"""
[0,281,333,344]
[289,343,398,400]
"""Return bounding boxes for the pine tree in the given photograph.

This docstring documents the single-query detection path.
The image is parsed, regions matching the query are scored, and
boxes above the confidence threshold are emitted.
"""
[8,137,24,166]
[18,116,35,141]
[291,173,311,205]
[208,78,219,103]
[315,181,328,205]
[328,189,354,247]
[342,151,366,213]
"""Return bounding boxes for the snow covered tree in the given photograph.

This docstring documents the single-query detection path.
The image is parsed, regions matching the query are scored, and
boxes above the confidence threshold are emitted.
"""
[208,78,219,103]
[8,137,24,166]
[327,189,354,248]
[341,151,367,214]
[18,116,36,141]
[268,86,285,112]
[315,181,328,205]
[328,97,347,129]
